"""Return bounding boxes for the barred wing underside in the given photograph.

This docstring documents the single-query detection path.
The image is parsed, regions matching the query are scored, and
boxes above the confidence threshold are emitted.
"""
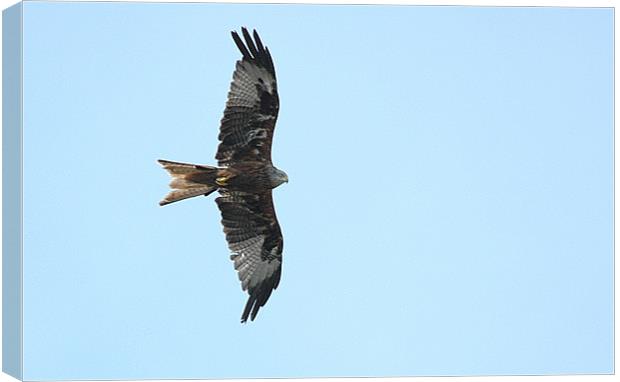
[216,191,283,322]
[216,28,279,166]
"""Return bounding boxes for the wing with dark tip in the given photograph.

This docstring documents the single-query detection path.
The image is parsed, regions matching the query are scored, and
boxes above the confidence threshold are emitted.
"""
[216,28,279,166]
[215,190,283,323]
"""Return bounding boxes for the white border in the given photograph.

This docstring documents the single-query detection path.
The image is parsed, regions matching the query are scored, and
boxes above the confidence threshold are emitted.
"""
[0,1,615,382]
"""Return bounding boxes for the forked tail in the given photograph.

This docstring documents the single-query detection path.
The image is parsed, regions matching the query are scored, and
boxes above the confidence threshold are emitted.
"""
[158,159,219,206]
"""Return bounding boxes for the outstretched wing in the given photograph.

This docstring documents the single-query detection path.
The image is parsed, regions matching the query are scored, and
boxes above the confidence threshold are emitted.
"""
[216,28,279,166]
[215,191,283,322]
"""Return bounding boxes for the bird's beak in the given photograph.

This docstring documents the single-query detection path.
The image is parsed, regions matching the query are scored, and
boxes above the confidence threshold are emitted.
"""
[285,175,289,183]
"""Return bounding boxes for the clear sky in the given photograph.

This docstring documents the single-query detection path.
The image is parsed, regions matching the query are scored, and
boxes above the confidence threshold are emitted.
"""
[20,2,613,380]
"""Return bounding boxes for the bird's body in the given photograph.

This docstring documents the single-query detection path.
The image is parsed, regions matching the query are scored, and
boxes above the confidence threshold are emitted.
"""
[158,28,286,323]
[216,161,288,191]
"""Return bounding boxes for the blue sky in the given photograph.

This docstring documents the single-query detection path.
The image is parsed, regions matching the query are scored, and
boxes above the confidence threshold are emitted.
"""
[18,2,613,380]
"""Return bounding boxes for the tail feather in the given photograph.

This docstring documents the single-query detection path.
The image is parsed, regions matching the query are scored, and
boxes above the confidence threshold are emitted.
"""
[158,159,219,206]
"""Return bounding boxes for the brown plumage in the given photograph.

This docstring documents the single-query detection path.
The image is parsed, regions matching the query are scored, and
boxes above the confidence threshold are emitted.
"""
[158,27,287,323]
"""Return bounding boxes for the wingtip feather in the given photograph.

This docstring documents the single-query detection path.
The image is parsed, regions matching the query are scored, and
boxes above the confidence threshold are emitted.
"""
[240,296,256,323]
[231,29,251,59]
[242,27,258,58]
[253,29,265,53]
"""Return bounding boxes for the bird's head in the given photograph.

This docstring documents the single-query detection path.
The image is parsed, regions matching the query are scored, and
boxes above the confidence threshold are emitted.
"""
[270,166,289,188]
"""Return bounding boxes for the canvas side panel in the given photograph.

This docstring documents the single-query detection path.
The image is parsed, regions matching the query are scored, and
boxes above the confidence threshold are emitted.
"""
[2,2,23,380]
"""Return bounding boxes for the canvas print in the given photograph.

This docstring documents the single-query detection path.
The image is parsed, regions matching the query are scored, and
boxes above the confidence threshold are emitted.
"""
[2,1,614,381]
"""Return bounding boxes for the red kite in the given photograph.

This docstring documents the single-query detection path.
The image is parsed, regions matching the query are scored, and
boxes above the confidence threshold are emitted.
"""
[158,28,286,323]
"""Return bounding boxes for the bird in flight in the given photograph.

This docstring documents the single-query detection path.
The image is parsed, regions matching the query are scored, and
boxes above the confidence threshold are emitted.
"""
[158,28,287,323]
